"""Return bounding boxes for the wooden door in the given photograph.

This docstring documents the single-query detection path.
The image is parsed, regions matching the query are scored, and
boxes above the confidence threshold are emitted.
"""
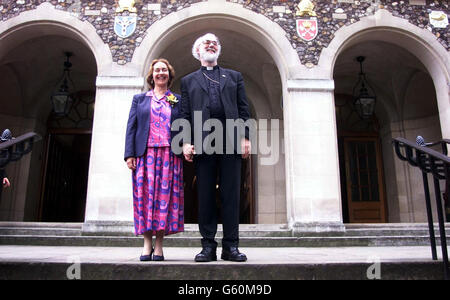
[39,131,91,222]
[344,137,386,223]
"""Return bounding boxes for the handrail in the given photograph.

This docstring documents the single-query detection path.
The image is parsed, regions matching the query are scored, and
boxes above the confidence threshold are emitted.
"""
[0,132,41,168]
[0,132,42,204]
[393,137,449,280]
[393,137,450,165]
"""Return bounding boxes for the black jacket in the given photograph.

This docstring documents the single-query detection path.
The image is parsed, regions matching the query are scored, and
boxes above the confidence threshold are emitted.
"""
[179,67,250,154]
[124,92,182,160]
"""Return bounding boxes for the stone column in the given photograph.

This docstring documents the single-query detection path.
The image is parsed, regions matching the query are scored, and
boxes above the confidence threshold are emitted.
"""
[284,79,345,234]
[83,76,144,234]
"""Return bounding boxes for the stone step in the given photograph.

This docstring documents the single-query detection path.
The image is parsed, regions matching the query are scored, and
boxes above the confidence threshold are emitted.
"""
[0,234,444,247]
[0,246,446,280]
[0,222,448,247]
[1,260,444,280]
[0,222,449,237]
[0,228,445,238]
[0,228,82,236]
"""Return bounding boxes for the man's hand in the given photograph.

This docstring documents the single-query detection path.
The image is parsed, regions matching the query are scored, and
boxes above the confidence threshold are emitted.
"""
[2,177,10,188]
[241,139,251,159]
[183,144,195,162]
[126,157,136,170]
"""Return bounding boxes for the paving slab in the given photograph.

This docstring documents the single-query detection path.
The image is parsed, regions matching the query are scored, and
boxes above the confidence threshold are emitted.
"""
[0,245,440,264]
[0,245,447,280]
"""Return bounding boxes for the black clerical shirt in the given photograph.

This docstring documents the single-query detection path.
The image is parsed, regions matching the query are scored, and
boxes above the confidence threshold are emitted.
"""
[202,66,226,120]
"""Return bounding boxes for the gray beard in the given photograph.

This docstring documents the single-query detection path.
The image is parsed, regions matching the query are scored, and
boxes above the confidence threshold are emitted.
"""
[200,50,219,63]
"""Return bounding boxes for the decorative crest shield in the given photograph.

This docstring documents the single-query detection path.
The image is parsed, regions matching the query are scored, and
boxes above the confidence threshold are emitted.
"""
[114,16,137,38]
[296,0,317,17]
[296,19,318,41]
[116,0,137,13]
[429,11,448,28]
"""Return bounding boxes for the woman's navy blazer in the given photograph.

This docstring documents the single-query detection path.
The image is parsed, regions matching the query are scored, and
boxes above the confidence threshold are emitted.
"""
[124,92,182,161]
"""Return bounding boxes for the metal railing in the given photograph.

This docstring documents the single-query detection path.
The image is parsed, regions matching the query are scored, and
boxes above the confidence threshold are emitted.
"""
[0,132,41,203]
[393,137,449,280]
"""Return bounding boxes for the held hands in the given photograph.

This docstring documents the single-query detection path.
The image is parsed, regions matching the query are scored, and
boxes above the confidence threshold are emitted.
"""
[2,177,10,188]
[182,141,250,161]
[126,157,136,170]
[183,144,195,162]
[241,139,251,159]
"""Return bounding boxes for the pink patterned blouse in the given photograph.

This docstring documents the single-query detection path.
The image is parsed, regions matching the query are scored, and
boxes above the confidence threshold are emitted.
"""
[146,89,172,148]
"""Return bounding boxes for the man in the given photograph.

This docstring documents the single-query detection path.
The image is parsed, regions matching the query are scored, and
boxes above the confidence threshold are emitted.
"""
[179,33,251,262]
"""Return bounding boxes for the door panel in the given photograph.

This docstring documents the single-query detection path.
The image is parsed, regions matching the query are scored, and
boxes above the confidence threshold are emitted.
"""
[344,138,386,223]
[40,133,90,222]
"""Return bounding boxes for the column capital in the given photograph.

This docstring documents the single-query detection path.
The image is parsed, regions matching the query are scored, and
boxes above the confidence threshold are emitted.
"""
[96,76,145,89]
[287,79,335,92]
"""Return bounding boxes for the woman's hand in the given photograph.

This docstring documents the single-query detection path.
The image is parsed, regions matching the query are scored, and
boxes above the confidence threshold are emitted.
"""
[241,139,251,159]
[126,157,136,170]
[2,177,10,188]
[183,144,195,162]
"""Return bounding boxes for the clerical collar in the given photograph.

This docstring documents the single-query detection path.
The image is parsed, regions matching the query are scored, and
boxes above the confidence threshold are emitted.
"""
[201,65,219,71]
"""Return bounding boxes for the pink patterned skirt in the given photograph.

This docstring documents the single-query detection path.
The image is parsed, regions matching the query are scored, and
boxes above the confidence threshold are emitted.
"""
[132,147,184,236]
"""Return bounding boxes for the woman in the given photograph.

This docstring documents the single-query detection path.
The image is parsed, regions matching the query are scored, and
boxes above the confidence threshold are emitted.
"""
[124,58,184,261]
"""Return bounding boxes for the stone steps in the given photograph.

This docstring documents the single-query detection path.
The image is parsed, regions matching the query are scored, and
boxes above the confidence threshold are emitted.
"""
[0,245,447,280]
[0,260,444,280]
[0,222,448,248]
[0,234,441,247]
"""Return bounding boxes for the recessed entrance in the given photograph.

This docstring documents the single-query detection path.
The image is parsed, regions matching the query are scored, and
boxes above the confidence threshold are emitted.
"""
[140,17,287,224]
[39,91,95,222]
[0,29,97,221]
[334,40,442,223]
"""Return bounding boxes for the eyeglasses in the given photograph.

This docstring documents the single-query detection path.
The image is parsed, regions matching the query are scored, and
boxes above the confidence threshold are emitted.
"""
[202,40,219,46]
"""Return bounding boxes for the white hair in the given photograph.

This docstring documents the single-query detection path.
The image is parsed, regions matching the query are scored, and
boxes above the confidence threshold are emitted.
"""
[192,33,221,61]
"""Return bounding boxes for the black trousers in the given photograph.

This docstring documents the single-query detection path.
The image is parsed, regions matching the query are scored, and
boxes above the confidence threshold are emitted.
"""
[194,154,241,250]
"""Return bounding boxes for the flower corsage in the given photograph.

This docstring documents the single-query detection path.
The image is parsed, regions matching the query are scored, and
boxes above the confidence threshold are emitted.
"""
[166,93,179,107]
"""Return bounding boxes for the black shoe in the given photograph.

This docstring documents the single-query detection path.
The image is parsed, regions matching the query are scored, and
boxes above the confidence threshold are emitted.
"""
[140,248,154,262]
[195,247,217,262]
[221,247,247,262]
[153,250,164,261]
[153,255,164,261]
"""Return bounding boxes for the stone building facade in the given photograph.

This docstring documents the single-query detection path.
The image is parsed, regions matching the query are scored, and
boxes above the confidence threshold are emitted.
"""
[0,0,448,233]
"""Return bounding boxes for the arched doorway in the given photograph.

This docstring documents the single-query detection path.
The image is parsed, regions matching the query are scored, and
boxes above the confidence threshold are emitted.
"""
[0,26,98,221]
[134,6,291,224]
[333,37,444,223]
[154,28,283,224]
[40,90,95,222]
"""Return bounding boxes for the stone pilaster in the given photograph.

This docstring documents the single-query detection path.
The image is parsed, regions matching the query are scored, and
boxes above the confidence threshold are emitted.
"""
[284,79,345,234]
[84,76,144,226]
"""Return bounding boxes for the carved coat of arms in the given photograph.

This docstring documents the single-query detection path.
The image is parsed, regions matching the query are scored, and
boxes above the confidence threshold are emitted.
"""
[116,0,137,13]
[429,11,448,28]
[296,19,318,42]
[114,16,137,38]
[296,0,317,17]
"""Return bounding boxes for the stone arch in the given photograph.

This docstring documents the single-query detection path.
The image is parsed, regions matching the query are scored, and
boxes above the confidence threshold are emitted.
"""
[132,1,296,223]
[0,2,106,222]
[0,2,112,75]
[323,9,449,137]
[133,1,301,83]
[329,9,449,223]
